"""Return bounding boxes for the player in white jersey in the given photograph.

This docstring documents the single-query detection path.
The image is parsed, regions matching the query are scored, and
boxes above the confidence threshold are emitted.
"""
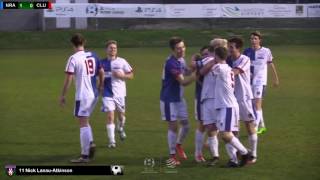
[100,40,134,148]
[160,37,195,166]
[213,47,251,168]
[59,34,104,163]
[243,31,279,134]
[227,37,258,164]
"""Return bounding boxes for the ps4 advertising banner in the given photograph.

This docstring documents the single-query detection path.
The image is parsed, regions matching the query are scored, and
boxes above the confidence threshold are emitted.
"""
[44,3,320,18]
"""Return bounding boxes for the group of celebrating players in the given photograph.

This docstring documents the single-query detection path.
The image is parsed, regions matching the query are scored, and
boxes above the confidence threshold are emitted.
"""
[160,31,279,168]
[59,31,279,167]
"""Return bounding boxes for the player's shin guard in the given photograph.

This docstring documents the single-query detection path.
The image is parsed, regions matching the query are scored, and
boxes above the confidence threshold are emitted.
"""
[80,127,91,156]
[176,121,190,145]
[195,129,204,156]
[226,143,238,163]
[106,123,116,144]
[168,130,177,155]
[249,134,258,157]
[229,136,248,155]
[208,136,219,157]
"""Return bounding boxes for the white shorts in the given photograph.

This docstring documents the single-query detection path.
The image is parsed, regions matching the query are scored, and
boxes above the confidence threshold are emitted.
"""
[101,97,126,113]
[252,85,266,99]
[202,99,218,125]
[160,99,188,121]
[216,107,240,132]
[74,98,98,117]
[238,100,256,122]
[194,99,202,121]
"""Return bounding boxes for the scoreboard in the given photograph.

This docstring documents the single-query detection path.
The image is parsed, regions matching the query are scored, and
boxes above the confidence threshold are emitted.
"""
[0,1,52,9]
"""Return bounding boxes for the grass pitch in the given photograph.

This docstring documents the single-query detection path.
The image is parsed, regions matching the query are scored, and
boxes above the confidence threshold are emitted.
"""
[0,30,319,180]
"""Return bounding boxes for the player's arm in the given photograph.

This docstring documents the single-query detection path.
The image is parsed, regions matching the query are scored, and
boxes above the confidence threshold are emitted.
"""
[112,70,134,80]
[268,62,279,87]
[199,60,216,76]
[98,68,105,94]
[59,73,73,107]
[176,73,195,86]
[232,68,242,75]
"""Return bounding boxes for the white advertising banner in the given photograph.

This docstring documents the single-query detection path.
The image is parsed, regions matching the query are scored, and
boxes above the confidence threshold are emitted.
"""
[44,3,320,18]
[307,4,320,17]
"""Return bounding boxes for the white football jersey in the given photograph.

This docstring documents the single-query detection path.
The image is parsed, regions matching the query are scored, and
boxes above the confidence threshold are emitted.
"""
[243,47,273,86]
[212,63,238,109]
[101,57,133,98]
[229,54,253,101]
[200,56,216,101]
[65,50,100,100]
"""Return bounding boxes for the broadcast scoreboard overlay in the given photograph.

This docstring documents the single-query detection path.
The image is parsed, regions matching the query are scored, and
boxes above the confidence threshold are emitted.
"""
[0,1,52,9]
[5,165,124,176]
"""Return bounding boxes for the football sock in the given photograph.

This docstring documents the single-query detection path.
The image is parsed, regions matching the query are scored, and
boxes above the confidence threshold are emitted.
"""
[249,133,258,157]
[259,110,265,128]
[106,123,116,144]
[208,136,219,157]
[225,143,238,163]
[168,130,177,155]
[88,125,93,143]
[80,127,91,156]
[229,136,248,155]
[195,129,204,156]
[176,122,190,144]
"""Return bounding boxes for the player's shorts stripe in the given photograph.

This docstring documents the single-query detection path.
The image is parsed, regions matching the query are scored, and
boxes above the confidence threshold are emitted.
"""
[252,102,257,121]
[262,85,266,97]
[225,108,232,131]
[164,102,171,121]
[75,100,80,117]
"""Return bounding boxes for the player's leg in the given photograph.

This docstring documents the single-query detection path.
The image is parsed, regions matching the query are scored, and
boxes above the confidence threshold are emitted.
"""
[195,121,206,163]
[219,107,250,167]
[252,85,267,134]
[115,97,126,141]
[205,123,219,166]
[160,101,180,165]
[102,97,116,148]
[239,100,258,164]
[71,99,95,163]
[194,99,205,162]
[176,100,190,160]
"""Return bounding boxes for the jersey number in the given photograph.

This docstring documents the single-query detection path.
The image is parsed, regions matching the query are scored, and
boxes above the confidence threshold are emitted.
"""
[85,59,94,75]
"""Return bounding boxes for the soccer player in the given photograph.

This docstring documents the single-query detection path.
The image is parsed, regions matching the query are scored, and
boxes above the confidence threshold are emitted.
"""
[227,37,258,164]
[100,40,133,148]
[59,33,104,163]
[160,37,194,166]
[212,46,250,168]
[190,45,209,163]
[243,31,279,134]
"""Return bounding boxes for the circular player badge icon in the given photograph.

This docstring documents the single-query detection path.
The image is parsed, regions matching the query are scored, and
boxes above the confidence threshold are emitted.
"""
[5,165,16,177]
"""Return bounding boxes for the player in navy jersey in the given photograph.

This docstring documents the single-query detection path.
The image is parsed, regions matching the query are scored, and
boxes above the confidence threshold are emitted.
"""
[59,33,104,163]
[190,45,210,163]
[100,40,133,148]
[160,37,195,166]
[243,31,279,134]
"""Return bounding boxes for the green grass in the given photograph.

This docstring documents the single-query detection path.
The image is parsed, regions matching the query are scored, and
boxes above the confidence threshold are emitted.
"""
[0,30,320,180]
[0,29,320,49]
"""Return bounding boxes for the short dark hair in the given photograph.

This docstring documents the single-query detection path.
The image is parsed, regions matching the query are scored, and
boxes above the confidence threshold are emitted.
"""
[200,45,210,54]
[106,40,117,48]
[250,31,262,39]
[70,33,85,47]
[228,37,244,49]
[169,37,184,50]
[214,47,228,60]
[208,45,215,53]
